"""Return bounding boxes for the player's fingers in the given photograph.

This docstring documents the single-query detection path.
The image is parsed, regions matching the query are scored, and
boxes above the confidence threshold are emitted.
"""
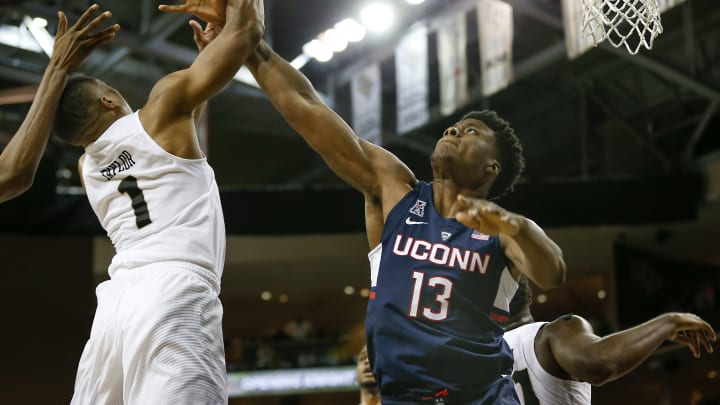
[73,4,100,31]
[84,24,119,41]
[684,332,702,358]
[189,19,203,42]
[78,10,113,37]
[480,203,500,215]
[700,335,714,354]
[56,11,68,36]
[158,4,188,13]
[456,212,476,228]
[86,25,119,46]
[704,325,717,342]
[456,195,473,208]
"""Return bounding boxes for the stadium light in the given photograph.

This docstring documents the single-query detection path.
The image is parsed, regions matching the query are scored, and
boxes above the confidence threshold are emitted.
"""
[334,18,366,42]
[32,17,48,28]
[321,28,348,52]
[361,3,395,32]
[406,0,425,4]
[302,38,334,62]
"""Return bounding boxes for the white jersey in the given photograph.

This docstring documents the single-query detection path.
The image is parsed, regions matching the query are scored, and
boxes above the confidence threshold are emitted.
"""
[82,111,225,283]
[504,322,592,405]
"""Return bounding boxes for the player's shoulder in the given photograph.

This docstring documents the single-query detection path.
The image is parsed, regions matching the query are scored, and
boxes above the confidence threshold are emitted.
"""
[539,314,594,340]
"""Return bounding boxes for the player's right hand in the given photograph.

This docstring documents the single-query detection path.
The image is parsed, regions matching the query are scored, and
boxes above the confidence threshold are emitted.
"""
[52,4,120,72]
[667,312,716,358]
[159,0,226,26]
[455,195,522,236]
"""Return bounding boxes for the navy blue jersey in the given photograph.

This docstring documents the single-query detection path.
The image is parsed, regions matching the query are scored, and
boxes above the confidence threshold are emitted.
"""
[366,181,519,404]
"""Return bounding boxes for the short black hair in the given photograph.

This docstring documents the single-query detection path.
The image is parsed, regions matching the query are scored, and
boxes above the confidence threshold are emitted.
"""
[461,110,524,200]
[508,275,532,317]
[54,75,100,144]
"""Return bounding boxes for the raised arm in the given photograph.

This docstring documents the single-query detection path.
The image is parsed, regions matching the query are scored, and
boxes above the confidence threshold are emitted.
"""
[455,197,565,289]
[187,20,221,125]
[541,313,716,386]
[152,0,264,115]
[0,5,118,202]
[245,40,415,197]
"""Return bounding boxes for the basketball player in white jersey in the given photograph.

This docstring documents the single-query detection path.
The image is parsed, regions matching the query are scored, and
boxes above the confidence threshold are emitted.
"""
[0,5,118,203]
[503,276,717,405]
[356,345,381,405]
[51,0,264,403]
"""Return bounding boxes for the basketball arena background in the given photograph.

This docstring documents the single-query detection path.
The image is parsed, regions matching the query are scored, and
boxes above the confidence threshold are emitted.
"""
[0,0,718,403]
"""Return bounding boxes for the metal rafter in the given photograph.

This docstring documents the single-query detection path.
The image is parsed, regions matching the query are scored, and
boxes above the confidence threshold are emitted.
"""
[600,44,720,103]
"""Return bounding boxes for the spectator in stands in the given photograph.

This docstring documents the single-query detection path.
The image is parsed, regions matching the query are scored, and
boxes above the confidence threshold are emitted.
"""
[284,316,314,341]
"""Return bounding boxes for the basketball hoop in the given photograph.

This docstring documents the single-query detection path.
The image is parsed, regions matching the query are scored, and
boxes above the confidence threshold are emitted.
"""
[581,0,663,54]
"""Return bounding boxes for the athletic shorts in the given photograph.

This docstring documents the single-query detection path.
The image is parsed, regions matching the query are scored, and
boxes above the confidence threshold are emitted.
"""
[380,376,520,405]
[71,262,226,405]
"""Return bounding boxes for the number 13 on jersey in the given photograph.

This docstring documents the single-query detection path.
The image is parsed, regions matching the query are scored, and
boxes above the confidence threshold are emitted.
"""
[409,271,454,321]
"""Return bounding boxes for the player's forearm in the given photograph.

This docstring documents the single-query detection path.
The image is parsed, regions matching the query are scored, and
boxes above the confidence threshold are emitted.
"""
[508,218,565,289]
[0,65,69,202]
[582,314,676,385]
[247,40,324,124]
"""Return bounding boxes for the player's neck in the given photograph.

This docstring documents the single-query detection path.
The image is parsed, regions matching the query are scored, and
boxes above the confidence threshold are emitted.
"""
[431,179,488,218]
[504,313,535,331]
[360,390,381,405]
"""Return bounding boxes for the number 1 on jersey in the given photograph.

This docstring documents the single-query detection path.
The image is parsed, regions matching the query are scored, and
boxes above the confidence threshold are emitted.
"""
[409,271,453,321]
[118,176,152,229]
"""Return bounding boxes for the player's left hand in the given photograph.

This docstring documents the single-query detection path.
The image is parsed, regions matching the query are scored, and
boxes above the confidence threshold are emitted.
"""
[668,313,717,358]
[158,0,226,25]
[455,195,522,236]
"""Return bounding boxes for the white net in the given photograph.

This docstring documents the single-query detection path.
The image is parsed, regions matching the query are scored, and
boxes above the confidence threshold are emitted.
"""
[581,0,663,54]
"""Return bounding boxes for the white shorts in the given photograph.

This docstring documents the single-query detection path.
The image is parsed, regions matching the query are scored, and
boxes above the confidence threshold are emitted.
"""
[71,262,227,405]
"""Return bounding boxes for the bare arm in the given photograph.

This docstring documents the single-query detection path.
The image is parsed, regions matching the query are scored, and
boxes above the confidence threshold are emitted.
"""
[455,196,565,289]
[543,313,716,386]
[188,20,220,126]
[500,219,565,289]
[145,0,263,158]
[0,6,118,202]
[245,40,415,199]
[150,0,264,118]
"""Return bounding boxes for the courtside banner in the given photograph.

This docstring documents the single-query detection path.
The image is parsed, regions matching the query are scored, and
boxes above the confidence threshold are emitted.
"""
[562,0,602,59]
[437,12,469,116]
[227,366,357,397]
[351,63,383,145]
[396,23,430,134]
[477,0,514,96]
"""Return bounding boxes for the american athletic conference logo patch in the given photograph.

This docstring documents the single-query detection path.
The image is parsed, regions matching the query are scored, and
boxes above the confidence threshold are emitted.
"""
[409,199,427,217]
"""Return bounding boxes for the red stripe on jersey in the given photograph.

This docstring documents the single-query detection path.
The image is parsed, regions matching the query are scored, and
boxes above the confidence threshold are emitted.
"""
[489,312,508,323]
[370,291,376,299]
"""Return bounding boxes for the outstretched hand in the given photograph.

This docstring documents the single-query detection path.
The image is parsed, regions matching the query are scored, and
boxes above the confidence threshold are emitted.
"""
[159,0,226,26]
[189,20,221,52]
[455,195,522,236]
[52,4,120,71]
[668,313,716,358]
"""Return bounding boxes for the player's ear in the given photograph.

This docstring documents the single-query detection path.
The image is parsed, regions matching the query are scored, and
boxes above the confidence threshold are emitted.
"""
[100,92,122,110]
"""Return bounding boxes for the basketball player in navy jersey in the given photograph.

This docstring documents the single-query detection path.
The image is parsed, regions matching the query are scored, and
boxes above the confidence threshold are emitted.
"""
[50,0,264,403]
[163,4,561,402]
[232,41,564,405]
[242,40,567,404]
[0,5,118,203]
[504,276,716,405]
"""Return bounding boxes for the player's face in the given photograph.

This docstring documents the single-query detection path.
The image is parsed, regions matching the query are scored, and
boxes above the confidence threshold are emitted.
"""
[356,346,377,388]
[431,118,499,183]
